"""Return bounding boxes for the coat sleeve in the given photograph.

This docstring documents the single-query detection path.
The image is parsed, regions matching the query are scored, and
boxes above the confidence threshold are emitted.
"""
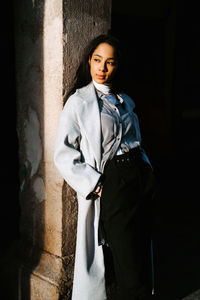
[54,96,102,199]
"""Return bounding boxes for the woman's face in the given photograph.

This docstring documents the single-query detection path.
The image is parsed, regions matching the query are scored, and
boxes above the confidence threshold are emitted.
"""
[89,43,118,84]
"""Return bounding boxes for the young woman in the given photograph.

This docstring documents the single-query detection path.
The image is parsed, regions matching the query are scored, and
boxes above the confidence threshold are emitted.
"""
[54,35,156,300]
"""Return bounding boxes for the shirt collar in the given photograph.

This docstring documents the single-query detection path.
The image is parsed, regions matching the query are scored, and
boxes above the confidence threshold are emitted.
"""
[95,88,124,106]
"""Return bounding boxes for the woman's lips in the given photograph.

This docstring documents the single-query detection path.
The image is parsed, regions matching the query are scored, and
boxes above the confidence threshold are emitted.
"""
[96,74,105,79]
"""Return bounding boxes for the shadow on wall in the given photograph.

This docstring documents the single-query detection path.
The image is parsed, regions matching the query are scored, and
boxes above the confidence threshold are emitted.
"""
[0,1,46,299]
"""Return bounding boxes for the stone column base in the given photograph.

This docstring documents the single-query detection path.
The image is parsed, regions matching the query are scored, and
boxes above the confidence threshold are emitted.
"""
[19,249,64,300]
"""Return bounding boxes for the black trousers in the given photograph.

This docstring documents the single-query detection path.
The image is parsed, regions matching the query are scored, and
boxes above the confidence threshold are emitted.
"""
[100,148,156,300]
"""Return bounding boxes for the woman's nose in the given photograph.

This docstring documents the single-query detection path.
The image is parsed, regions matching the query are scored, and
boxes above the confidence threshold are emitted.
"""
[99,62,107,72]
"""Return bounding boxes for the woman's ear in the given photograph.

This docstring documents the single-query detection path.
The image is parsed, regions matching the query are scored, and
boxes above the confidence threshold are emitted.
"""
[88,57,91,66]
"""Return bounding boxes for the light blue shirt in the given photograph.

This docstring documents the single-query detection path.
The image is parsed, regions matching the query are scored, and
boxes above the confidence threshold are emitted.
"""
[96,89,146,171]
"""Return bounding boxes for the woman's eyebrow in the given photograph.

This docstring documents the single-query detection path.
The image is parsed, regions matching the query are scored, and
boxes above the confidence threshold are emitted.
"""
[93,54,115,60]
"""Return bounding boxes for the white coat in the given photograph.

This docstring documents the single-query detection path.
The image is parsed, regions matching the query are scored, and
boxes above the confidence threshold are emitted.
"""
[54,81,142,300]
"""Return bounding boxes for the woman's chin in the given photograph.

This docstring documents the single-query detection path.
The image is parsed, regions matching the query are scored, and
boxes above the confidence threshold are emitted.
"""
[94,77,107,84]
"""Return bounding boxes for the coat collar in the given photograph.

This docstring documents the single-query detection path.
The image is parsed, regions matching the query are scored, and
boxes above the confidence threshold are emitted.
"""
[76,82,102,170]
[75,82,135,170]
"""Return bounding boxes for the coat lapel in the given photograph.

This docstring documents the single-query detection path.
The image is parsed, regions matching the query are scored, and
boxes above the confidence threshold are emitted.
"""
[78,82,101,170]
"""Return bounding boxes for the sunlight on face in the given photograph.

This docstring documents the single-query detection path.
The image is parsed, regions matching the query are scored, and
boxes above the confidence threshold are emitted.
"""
[89,43,118,84]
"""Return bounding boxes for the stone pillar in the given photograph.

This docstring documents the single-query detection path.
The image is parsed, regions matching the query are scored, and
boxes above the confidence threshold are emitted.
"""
[14,0,111,299]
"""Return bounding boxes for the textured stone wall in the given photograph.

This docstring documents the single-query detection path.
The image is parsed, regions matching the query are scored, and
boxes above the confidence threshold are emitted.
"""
[14,0,111,299]
[15,0,63,255]
[63,0,112,93]
[14,0,63,298]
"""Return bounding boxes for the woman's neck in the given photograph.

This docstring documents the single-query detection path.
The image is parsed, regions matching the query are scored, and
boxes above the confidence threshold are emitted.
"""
[92,79,112,95]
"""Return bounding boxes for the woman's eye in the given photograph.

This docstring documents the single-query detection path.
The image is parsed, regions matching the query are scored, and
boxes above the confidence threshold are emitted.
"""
[107,61,115,66]
[94,58,100,62]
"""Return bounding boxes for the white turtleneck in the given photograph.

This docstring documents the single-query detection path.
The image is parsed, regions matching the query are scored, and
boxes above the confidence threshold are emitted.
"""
[92,79,112,95]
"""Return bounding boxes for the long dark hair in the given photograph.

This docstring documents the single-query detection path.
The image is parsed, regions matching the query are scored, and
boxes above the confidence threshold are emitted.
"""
[64,34,123,102]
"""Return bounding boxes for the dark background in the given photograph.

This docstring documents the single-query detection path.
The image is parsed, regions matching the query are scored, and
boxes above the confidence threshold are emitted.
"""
[112,0,200,299]
[0,2,19,242]
[0,0,200,299]
[0,1,20,297]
